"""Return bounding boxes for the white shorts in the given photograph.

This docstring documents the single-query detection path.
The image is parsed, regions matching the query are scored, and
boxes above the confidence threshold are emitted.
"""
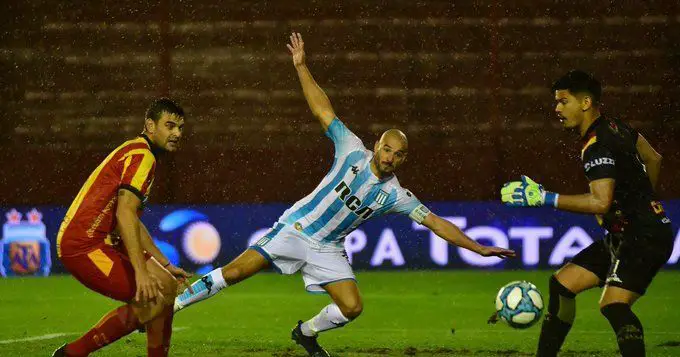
[249,223,356,293]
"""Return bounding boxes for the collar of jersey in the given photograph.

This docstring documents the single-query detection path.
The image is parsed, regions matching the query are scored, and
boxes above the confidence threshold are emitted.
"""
[581,115,604,143]
[139,133,163,157]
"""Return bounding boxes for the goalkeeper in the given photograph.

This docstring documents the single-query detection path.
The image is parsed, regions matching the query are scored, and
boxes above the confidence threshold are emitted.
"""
[501,70,673,357]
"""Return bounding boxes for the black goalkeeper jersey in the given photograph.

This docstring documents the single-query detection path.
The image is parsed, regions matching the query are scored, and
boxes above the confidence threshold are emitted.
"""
[580,116,671,235]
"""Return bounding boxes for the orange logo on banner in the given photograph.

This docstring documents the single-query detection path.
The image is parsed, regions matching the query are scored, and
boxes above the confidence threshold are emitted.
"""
[9,242,41,274]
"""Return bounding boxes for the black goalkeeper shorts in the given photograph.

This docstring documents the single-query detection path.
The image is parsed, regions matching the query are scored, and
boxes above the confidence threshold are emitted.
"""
[569,225,674,295]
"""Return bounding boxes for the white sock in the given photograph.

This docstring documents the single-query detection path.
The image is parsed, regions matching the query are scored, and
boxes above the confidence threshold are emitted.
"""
[174,268,227,312]
[300,304,350,336]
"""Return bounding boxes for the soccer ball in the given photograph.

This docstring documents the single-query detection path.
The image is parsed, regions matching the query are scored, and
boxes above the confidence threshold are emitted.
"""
[495,280,544,329]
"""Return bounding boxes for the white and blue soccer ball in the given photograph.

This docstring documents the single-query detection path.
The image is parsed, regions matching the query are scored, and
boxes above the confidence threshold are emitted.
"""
[495,280,544,329]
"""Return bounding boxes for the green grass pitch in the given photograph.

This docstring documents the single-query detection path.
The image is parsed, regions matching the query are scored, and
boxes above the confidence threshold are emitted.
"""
[1,271,679,356]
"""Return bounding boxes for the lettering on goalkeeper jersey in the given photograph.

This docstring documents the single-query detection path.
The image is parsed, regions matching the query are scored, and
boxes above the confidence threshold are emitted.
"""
[584,157,615,172]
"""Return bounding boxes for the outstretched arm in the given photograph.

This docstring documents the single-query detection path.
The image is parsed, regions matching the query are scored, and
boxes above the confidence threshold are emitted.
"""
[501,175,614,214]
[552,178,614,214]
[287,32,336,131]
[421,212,516,258]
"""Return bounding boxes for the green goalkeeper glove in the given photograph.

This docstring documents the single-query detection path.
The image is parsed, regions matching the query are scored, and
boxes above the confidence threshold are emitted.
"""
[501,175,558,207]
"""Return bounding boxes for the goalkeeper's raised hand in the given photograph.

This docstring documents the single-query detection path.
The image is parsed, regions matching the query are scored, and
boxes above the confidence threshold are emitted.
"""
[500,175,558,207]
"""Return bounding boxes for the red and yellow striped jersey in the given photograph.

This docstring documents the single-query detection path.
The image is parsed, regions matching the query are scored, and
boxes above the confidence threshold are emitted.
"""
[57,135,157,257]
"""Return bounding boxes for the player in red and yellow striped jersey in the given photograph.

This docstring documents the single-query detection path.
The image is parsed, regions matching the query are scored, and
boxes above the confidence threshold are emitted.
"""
[57,135,157,257]
[53,98,191,357]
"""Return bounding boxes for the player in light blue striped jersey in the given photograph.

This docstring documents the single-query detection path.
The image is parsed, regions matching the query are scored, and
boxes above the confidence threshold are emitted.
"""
[174,33,515,357]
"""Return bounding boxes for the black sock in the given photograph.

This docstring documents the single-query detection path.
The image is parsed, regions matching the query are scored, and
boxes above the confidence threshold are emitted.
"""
[601,303,645,357]
[537,275,576,357]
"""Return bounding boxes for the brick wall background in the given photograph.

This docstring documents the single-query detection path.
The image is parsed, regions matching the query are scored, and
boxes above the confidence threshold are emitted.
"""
[2,1,678,205]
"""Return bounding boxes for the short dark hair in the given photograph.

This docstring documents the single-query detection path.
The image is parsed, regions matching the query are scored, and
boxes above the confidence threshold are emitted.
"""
[551,70,602,105]
[145,98,184,122]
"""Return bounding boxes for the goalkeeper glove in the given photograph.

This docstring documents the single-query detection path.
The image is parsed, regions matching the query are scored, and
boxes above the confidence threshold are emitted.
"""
[501,175,558,207]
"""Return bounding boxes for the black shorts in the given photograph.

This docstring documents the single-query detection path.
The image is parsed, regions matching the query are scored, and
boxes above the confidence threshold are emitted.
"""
[569,225,674,295]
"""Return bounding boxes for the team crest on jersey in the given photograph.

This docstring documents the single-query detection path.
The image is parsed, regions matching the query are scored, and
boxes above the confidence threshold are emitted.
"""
[375,190,389,205]
[651,200,666,215]
[608,120,620,134]
[609,121,618,131]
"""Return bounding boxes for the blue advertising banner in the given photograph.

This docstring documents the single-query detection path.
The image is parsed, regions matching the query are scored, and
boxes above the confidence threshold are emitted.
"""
[1,201,679,276]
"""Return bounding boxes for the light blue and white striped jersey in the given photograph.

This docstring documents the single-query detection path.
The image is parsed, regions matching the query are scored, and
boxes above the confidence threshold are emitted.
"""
[278,118,431,249]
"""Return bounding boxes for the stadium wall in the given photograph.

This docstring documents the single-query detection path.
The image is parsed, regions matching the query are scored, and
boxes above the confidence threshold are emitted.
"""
[1,1,679,205]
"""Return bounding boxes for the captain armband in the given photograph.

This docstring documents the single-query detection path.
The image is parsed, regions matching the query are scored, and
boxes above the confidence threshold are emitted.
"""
[409,204,431,224]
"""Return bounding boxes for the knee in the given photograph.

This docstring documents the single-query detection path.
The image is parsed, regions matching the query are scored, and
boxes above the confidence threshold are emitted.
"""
[550,275,577,297]
[338,299,363,320]
[164,278,178,305]
[222,266,243,284]
[598,287,638,310]
[135,302,166,324]
[153,275,178,307]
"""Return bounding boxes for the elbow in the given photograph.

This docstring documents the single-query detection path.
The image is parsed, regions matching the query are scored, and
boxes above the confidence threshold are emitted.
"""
[115,206,135,222]
[594,200,612,215]
[311,110,325,119]
[314,110,336,123]
[646,153,662,165]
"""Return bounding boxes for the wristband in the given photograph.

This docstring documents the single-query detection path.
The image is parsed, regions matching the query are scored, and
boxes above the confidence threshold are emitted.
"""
[544,192,559,208]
